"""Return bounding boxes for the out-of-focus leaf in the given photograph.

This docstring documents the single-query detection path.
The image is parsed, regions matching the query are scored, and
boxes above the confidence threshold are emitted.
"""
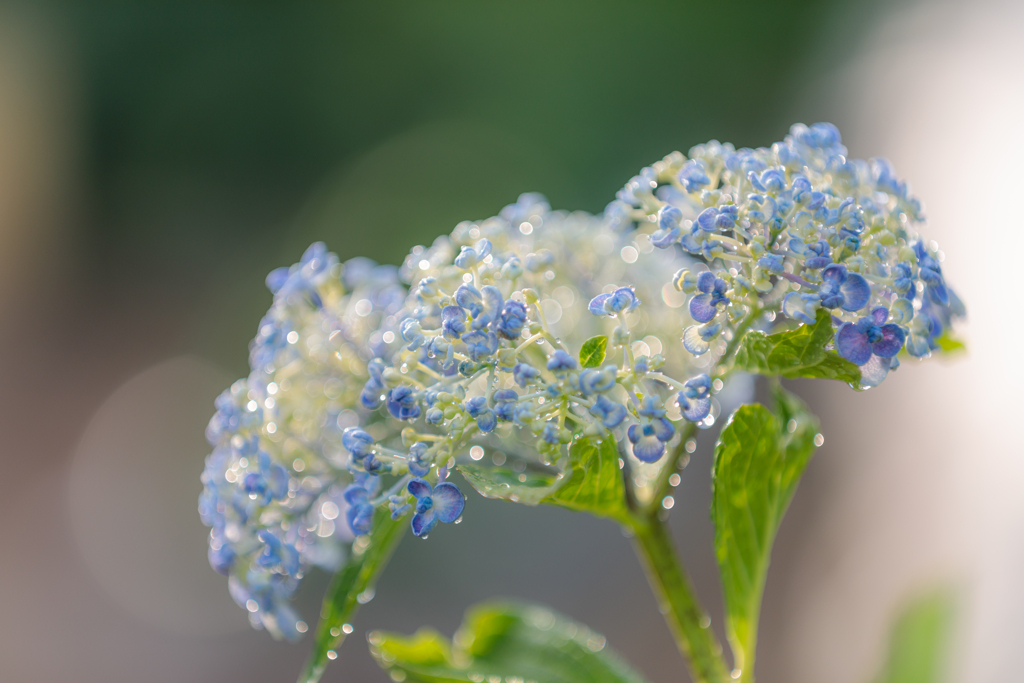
[542,437,630,523]
[369,601,651,683]
[934,333,966,355]
[580,335,608,368]
[711,388,819,681]
[298,509,407,683]
[733,309,861,384]
[875,592,954,683]
[458,462,564,505]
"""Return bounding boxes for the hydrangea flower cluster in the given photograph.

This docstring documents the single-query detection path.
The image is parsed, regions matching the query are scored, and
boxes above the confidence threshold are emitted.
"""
[200,123,962,644]
[343,193,713,534]
[199,243,405,640]
[606,122,963,386]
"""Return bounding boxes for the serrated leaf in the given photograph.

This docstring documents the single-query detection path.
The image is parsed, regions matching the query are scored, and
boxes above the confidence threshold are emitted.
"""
[733,309,862,384]
[458,462,564,505]
[580,335,608,368]
[542,437,630,523]
[298,508,407,683]
[369,601,652,683]
[711,389,819,681]
[875,592,954,683]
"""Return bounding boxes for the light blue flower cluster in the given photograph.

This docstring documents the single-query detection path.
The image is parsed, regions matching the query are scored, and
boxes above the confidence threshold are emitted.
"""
[201,122,962,642]
[199,244,406,640]
[340,193,711,541]
[606,122,963,386]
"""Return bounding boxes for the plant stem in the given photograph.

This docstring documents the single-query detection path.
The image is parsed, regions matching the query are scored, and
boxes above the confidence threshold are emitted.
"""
[628,513,729,683]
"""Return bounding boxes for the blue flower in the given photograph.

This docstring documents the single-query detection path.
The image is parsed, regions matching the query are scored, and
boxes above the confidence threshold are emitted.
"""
[461,330,498,361]
[817,264,870,312]
[588,286,641,317]
[627,417,674,463]
[386,385,421,421]
[512,363,540,388]
[407,478,465,537]
[835,306,906,367]
[688,271,729,323]
[782,292,822,324]
[547,349,578,372]
[682,321,722,356]
[464,396,497,432]
[441,305,467,340]
[360,358,387,409]
[492,389,518,421]
[652,205,683,248]
[589,394,627,428]
[677,160,710,192]
[676,374,712,422]
[344,484,376,536]
[496,300,528,339]
[578,365,617,396]
[265,242,336,308]
[342,427,375,458]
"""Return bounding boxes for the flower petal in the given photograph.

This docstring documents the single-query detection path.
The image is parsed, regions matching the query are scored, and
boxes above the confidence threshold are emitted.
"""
[858,354,890,388]
[835,322,873,365]
[839,272,870,312]
[820,263,847,285]
[871,324,905,358]
[588,293,612,317]
[682,325,711,355]
[407,478,432,499]
[632,435,666,463]
[430,482,465,524]
[652,417,675,442]
[411,510,437,537]
[688,293,717,323]
[681,396,711,422]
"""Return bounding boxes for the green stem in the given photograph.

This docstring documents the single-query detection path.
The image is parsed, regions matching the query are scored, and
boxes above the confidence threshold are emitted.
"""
[628,513,729,683]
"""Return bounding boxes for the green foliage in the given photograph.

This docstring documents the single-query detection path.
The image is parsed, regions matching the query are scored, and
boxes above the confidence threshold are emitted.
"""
[458,462,564,505]
[580,335,609,368]
[457,437,630,523]
[875,592,954,683]
[542,437,630,523]
[299,509,407,683]
[733,309,861,384]
[711,388,819,681]
[933,333,966,355]
[369,600,651,683]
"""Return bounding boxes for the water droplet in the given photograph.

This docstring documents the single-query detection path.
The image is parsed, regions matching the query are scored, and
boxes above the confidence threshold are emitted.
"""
[342,623,354,634]
[668,473,681,487]
[246,599,259,612]
[296,621,308,633]
[357,588,375,604]
[731,669,742,679]
[330,627,341,637]
[327,650,338,660]
[662,496,675,509]
[787,418,798,433]
[454,516,463,524]
[700,615,711,628]
[470,445,485,460]
[390,669,407,682]
[813,433,825,447]
[685,439,697,454]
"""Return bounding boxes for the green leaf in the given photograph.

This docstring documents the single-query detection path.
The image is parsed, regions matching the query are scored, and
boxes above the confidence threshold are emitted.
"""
[933,333,966,355]
[711,389,820,681]
[458,462,564,505]
[542,437,630,523]
[580,335,608,368]
[369,600,652,683]
[733,308,861,385]
[298,508,407,683]
[875,592,954,683]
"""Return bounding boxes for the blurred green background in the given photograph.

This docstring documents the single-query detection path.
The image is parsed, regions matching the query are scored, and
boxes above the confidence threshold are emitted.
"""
[17,2,1008,683]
